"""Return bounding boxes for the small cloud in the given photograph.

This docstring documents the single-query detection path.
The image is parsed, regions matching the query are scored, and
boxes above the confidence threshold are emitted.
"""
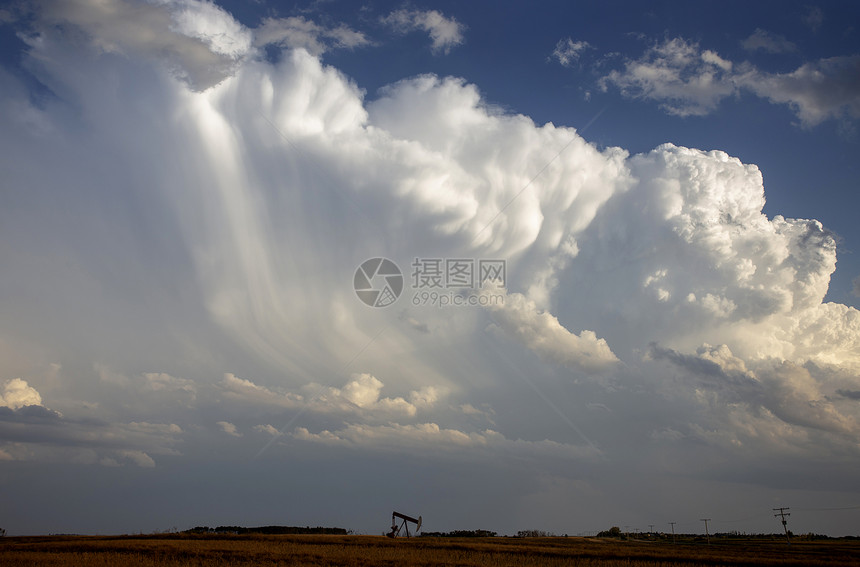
[116,449,156,468]
[143,372,197,401]
[254,16,370,56]
[741,29,797,53]
[409,385,441,408]
[254,424,280,436]
[600,37,736,117]
[738,55,860,127]
[217,421,242,437]
[551,38,592,67]
[382,9,464,54]
[459,403,484,416]
[600,36,860,128]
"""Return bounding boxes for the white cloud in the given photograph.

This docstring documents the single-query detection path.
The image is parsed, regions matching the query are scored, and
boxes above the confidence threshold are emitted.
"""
[737,56,860,127]
[143,372,197,398]
[254,423,280,436]
[254,16,370,56]
[329,373,417,416]
[218,372,437,420]
[650,342,856,440]
[741,29,796,53]
[216,420,241,437]
[218,373,302,410]
[600,37,860,127]
[600,38,737,116]
[382,9,464,54]
[0,378,42,410]
[292,422,599,461]
[409,385,440,408]
[551,38,591,67]
[115,449,156,468]
[486,290,619,373]
[570,144,849,360]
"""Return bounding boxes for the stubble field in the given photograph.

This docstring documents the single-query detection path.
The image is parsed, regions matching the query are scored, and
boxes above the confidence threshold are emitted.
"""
[1,534,859,566]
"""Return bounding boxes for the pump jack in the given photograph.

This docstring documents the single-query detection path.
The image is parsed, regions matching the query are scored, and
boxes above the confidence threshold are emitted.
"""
[386,511,422,538]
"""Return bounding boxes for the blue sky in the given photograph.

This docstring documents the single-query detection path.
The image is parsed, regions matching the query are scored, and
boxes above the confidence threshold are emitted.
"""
[1,0,859,537]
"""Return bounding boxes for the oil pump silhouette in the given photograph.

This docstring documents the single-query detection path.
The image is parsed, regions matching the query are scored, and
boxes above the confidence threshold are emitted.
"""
[386,511,422,538]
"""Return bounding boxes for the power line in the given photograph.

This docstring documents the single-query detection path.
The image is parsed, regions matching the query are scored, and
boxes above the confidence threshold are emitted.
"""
[794,505,860,512]
[710,512,773,524]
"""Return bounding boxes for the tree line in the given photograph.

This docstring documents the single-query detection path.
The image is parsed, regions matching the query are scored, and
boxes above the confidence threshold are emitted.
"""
[184,525,348,535]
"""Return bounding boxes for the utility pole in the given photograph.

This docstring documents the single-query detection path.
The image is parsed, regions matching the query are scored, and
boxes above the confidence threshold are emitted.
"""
[773,507,790,545]
[700,519,711,544]
[648,524,654,535]
[669,522,676,544]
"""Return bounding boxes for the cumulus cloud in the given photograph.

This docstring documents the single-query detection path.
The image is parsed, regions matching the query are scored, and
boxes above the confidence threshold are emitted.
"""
[325,373,418,416]
[382,9,464,53]
[551,38,591,67]
[0,378,42,410]
[486,290,619,373]
[568,143,857,370]
[2,0,860,528]
[219,373,437,420]
[741,29,796,53]
[651,341,856,437]
[254,16,370,56]
[598,37,860,127]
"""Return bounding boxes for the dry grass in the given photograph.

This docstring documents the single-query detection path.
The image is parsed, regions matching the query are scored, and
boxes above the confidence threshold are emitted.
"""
[1,534,859,566]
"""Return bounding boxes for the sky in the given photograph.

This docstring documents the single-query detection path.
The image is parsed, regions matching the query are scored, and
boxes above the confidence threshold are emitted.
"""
[1,0,860,537]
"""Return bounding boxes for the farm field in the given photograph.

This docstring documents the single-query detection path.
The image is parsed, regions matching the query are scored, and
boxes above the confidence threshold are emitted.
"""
[1,534,859,566]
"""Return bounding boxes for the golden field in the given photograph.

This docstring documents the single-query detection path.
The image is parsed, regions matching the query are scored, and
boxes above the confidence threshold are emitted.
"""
[1,534,859,566]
